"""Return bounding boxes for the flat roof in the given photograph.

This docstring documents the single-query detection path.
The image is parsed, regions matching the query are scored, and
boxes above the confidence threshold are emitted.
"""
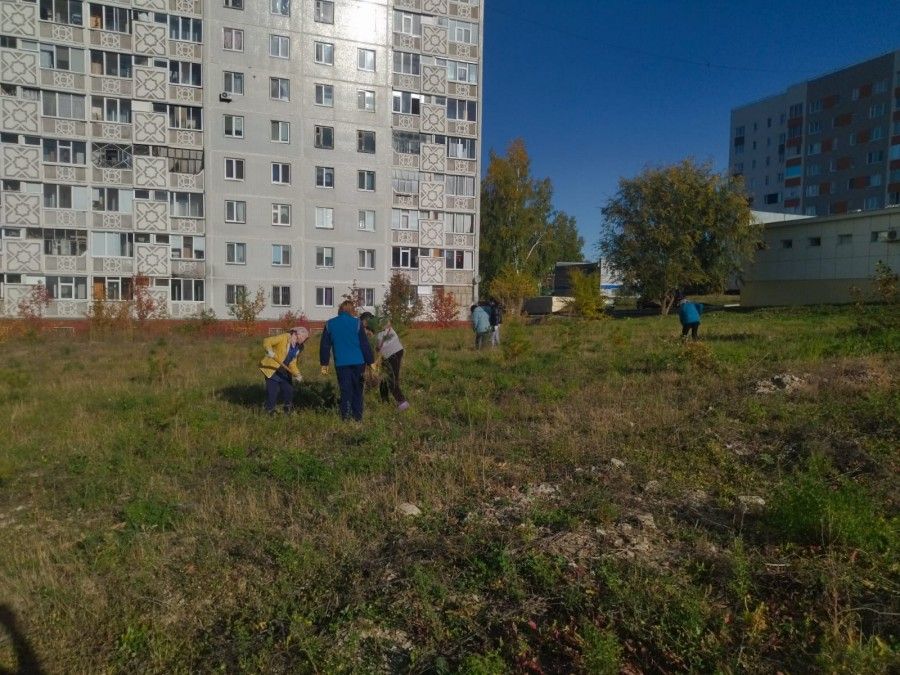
[760,205,900,229]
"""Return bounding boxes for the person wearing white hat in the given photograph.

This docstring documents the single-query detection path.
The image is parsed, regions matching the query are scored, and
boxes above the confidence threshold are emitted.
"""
[259,326,309,413]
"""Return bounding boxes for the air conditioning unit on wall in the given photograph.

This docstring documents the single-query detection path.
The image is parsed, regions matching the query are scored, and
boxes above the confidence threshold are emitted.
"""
[219,92,232,102]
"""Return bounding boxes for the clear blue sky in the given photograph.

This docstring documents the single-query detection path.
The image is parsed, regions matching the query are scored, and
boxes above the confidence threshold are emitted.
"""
[481,0,900,256]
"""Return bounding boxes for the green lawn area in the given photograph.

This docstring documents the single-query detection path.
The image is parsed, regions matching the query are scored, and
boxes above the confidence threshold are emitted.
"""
[0,305,897,673]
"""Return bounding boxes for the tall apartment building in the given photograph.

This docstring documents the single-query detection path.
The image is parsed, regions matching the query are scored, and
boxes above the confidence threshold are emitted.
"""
[0,0,482,321]
[729,50,900,217]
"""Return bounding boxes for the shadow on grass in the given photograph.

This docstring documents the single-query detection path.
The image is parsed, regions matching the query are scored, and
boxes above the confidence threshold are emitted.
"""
[217,381,338,411]
[0,604,45,675]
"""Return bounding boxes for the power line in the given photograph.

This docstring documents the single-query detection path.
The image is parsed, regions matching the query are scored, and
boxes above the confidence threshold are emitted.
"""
[490,6,800,76]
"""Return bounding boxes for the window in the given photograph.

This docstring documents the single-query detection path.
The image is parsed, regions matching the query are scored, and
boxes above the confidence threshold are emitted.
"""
[271,0,290,16]
[160,146,203,174]
[315,83,334,106]
[445,212,473,233]
[393,11,421,36]
[358,249,375,269]
[869,103,887,118]
[225,0,243,9]
[316,246,334,267]
[224,71,244,95]
[224,114,244,138]
[805,185,819,197]
[43,184,89,209]
[90,96,131,123]
[867,150,884,164]
[393,51,420,75]
[91,187,132,212]
[272,162,290,184]
[315,41,334,65]
[170,235,205,260]
[272,244,291,266]
[225,284,247,305]
[439,58,478,84]
[392,91,422,115]
[315,206,333,229]
[42,44,85,72]
[874,79,888,94]
[169,16,202,42]
[226,242,246,264]
[358,89,375,111]
[224,157,244,180]
[269,35,289,59]
[167,104,201,130]
[443,174,476,196]
[807,142,821,155]
[316,166,334,188]
[43,228,86,256]
[837,234,852,245]
[91,232,134,257]
[764,192,779,205]
[444,249,474,269]
[42,91,86,119]
[314,125,334,149]
[89,4,130,33]
[272,286,291,306]
[871,173,883,187]
[391,246,420,268]
[225,200,246,223]
[864,196,881,210]
[357,48,375,71]
[358,288,375,307]
[42,139,86,164]
[168,60,201,86]
[392,131,421,154]
[447,136,476,159]
[788,102,803,118]
[872,126,884,141]
[871,230,892,242]
[315,287,334,307]
[447,98,476,122]
[40,0,83,25]
[223,28,244,51]
[357,170,375,191]
[314,0,334,23]
[391,170,418,194]
[271,120,290,143]
[272,203,291,226]
[807,120,820,134]
[781,239,793,249]
[169,192,204,217]
[358,209,375,231]
[46,276,88,300]
[437,18,478,44]
[808,237,821,247]
[357,130,375,153]
[270,77,290,101]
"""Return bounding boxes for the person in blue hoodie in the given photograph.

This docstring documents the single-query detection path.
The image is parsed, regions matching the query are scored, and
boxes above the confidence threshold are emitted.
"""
[677,296,704,340]
[319,300,375,421]
[470,303,492,350]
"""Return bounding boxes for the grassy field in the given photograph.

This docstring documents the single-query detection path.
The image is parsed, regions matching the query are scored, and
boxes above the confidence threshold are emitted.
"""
[0,305,897,673]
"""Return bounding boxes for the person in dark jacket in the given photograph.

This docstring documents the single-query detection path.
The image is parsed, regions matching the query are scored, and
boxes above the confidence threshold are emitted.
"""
[677,297,704,340]
[319,300,375,421]
[488,299,502,347]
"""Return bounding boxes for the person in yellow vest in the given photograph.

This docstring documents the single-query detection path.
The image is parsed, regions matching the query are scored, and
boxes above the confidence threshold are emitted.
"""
[259,327,309,414]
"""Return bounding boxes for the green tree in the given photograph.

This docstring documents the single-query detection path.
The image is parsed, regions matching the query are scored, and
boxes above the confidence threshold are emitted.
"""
[381,271,422,330]
[600,159,760,315]
[480,138,584,289]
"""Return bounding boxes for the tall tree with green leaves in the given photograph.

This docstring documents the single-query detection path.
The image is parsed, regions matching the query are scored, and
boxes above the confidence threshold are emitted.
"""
[600,159,760,315]
[480,139,584,290]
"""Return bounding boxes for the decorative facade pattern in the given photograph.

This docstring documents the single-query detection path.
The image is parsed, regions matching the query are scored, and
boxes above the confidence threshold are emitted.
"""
[420,143,446,173]
[419,256,445,284]
[1,99,40,133]
[420,104,446,134]
[419,181,446,209]
[133,22,167,56]
[1,50,38,86]
[419,220,444,248]
[133,66,168,100]
[5,241,43,273]
[1,2,37,37]
[135,244,171,276]
[134,201,169,232]
[422,25,448,55]
[421,65,447,95]
[133,157,168,188]
[133,112,168,144]
[1,145,41,181]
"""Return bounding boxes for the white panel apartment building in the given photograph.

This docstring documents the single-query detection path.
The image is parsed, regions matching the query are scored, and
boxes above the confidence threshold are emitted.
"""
[0,0,482,321]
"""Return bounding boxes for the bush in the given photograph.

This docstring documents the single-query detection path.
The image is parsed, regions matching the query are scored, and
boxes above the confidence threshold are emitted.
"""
[430,288,460,326]
[489,265,537,316]
[87,296,133,336]
[277,310,309,331]
[565,268,605,318]
[16,283,51,331]
[132,275,167,322]
[381,271,422,330]
[227,287,266,332]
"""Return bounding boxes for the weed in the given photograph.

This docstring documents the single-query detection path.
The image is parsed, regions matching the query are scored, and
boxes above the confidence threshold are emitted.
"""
[580,624,621,674]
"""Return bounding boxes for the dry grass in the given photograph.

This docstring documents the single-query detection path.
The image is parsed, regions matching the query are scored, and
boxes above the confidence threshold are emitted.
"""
[0,305,897,673]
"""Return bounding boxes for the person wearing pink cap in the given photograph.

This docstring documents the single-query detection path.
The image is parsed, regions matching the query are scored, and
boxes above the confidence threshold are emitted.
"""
[259,326,309,413]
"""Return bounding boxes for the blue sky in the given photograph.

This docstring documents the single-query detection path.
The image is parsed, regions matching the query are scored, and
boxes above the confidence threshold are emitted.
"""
[481,0,900,255]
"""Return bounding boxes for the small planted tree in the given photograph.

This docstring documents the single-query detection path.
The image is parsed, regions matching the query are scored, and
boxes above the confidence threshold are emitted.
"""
[132,275,167,322]
[16,283,51,322]
[276,310,309,331]
[488,264,537,317]
[565,267,606,318]
[381,271,422,330]
[227,286,266,332]
[430,288,460,327]
[341,280,366,314]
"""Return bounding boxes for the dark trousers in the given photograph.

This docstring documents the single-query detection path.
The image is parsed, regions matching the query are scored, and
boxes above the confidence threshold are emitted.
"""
[475,331,491,350]
[681,322,700,340]
[336,364,365,421]
[265,373,293,412]
[380,350,406,404]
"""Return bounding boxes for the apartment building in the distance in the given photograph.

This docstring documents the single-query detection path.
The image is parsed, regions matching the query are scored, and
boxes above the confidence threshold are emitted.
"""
[729,50,900,217]
[0,0,482,321]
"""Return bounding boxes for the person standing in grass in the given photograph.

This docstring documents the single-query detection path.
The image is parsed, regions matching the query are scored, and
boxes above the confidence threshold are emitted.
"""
[470,303,492,350]
[319,300,375,421]
[360,312,410,412]
[259,326,309,414]
[677,297,704,340]
[488,298,502,347]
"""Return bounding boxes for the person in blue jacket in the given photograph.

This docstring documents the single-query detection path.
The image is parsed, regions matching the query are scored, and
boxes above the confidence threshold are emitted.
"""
[470,303,492,349]
[677,297,704,340]
[319,300,375,421]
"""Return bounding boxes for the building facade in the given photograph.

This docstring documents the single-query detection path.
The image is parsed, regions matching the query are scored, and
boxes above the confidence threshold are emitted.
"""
[730,50,900,217]
[741,208,899,306]
[0,0,482,321]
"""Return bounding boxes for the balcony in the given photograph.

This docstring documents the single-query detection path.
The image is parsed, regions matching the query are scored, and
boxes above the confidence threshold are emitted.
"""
[445,269,475,287]
[392,229,419,245]
[392,33,422,52]
[392,113,420,132]
[88,29,133,51]
[90,75,133,97]
[171,259,205,278]
[449,1,479,20]
[393,151,419,169]
[168,84,202,104]
[448,42,478,60]
[44,255,88,273]
[445,232,475,248]
[392,73,421,91]
[447,119,477,138]
[168,129,202,148]
[392,192,419,208]
[168,0,201,14]
[41,117,87,137]
[92,167,134,185]
[168,40,201,61]
[393,0,422,9]
[448,81,477,99]
[448,158,477,175]
[169,171,204,191]
[42,209,87,227]
[38,21,84,44]
[446,195,476,211]
[91,212,133,230]
[170,217,205,234]
[92,257,134,274]
[91,120,133,141]
[40,69,86,91]
[43,164,88,183]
